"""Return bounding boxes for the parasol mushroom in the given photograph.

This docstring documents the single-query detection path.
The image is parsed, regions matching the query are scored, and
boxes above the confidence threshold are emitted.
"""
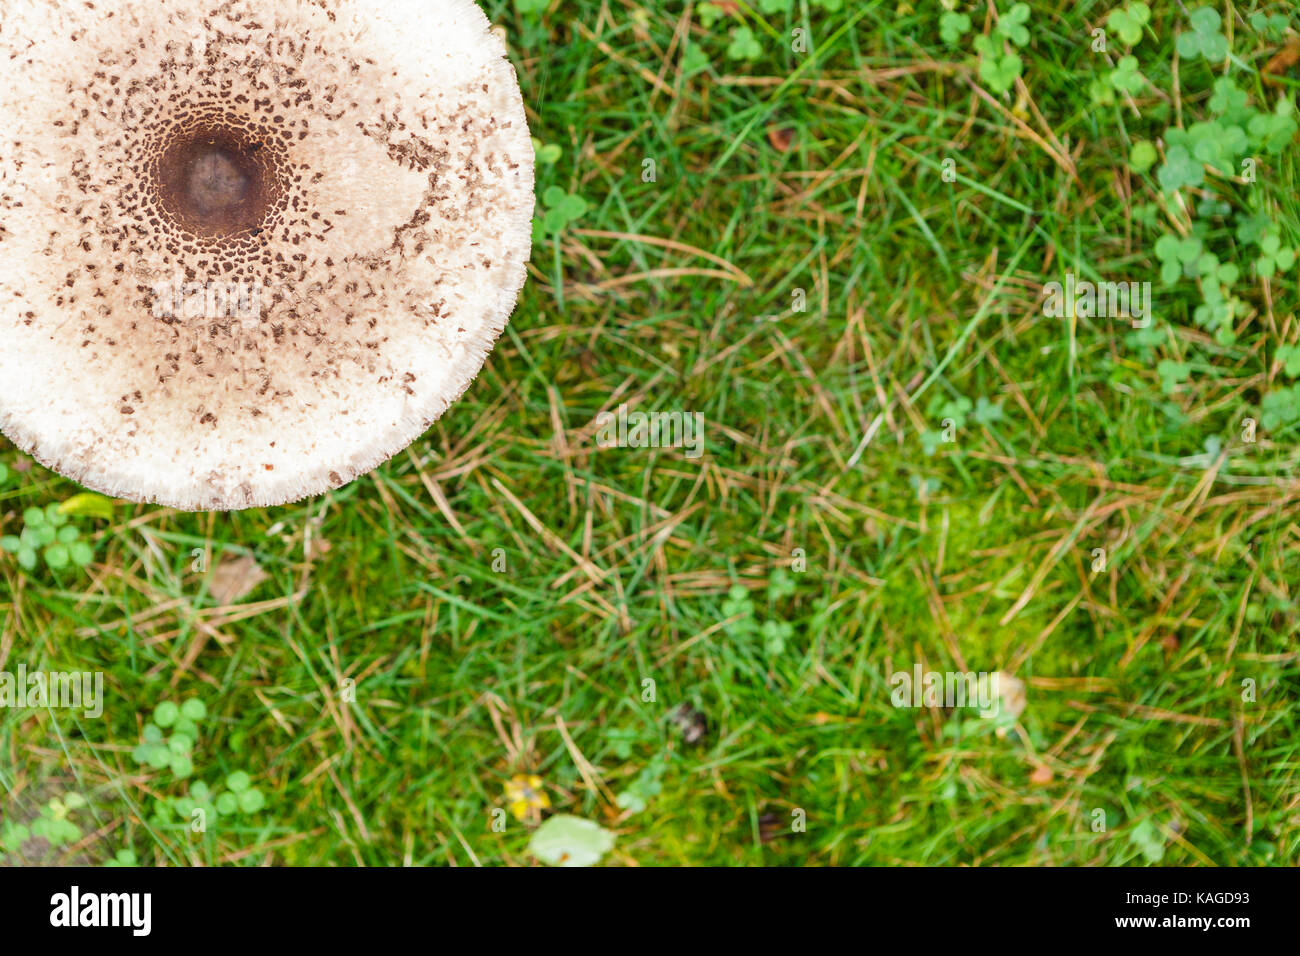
[0,0,534,510]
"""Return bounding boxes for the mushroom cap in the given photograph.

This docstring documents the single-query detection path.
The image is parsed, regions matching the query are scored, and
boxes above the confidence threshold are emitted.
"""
[0,0,534,510]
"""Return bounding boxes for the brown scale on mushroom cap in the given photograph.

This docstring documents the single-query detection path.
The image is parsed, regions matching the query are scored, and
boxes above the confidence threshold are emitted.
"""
[0,0,534,510]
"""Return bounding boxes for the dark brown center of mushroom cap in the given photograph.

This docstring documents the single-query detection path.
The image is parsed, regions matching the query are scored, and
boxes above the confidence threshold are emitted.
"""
[153,124,282,238]
[187,149,250,211]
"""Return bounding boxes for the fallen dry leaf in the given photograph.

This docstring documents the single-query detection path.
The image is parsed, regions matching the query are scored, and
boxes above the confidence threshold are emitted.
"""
[207,553,269,605]
[758,812,783,843]
[1264,39,1300,84]
[767,126,797,152]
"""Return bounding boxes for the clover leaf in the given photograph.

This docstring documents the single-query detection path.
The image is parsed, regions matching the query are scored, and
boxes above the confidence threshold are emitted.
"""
[940,11,972,45]
[727,26,762,62]
[1196,253,1239,288]
[1128,819,1167,863]
[972,396,1005,425]
[1248,98,1298,154]
[1154,233,1202,285]
[682,42,710,74]
[974,34,1023,94]
[697,2,728,28]
[767,568,796,601]
[1256,229,1296,278]
[1185,120,1247,175]
[1157,359,1191,395]
[1208,78,1251,126]
[995,3,1031,48]
[1108,56,1145,95]
[1129,141,1158,173]
[1276,344,1300,378]
[1261,385,1300,431]
[1108,2,1150,46]
[531,138,561,166]
[1249,12,1289,41]
[1089,79,1116,107]
[1176,8,1228,61]
[721,584,757,636]
[761,620,793,656]
[154,701,179,728]
[533,186,588,241]
[1156,144,1204,193]
[1197,198,1231,218]
[938,395,974,428]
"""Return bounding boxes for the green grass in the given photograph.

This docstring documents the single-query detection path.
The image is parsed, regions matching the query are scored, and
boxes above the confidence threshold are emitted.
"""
[2,0,1298,866]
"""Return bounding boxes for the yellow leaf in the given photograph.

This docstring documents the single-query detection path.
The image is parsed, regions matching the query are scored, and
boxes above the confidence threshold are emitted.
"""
[57,492,116,520]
